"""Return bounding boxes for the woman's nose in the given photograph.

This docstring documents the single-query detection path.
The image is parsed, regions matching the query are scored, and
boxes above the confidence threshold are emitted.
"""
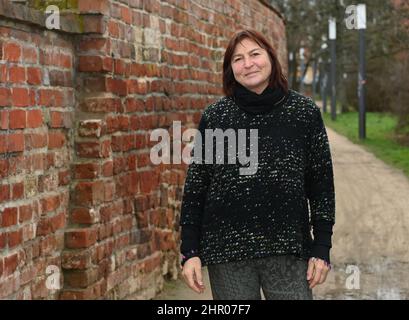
[243,57,254,68]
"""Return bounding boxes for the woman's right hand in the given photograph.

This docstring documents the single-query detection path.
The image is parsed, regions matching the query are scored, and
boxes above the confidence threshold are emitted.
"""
[181,257,206,294]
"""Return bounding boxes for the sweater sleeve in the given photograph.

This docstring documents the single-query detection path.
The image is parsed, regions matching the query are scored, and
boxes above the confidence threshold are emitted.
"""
[179,112,213,262]
[311,220,333,263]
[305,105,336,263]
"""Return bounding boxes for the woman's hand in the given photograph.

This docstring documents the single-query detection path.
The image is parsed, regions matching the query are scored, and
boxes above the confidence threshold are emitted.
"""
[307,257,330,289]
[181,257,206,294]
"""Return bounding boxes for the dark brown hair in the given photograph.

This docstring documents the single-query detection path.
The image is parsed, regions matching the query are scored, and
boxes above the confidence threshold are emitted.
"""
[222,29,288,97]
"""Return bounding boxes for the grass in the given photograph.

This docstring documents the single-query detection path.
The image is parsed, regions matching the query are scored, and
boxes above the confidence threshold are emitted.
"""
[322,111,409,178]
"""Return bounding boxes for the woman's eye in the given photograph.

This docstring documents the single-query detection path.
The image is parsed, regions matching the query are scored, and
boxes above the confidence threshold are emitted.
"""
[252,53,259,56]
[233,58,242,62]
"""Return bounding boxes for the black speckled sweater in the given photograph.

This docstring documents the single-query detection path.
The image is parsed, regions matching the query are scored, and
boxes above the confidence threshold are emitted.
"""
[179,86,335,267]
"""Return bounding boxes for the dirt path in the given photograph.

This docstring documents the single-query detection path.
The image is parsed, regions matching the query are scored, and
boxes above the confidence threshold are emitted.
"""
[155,126,409,300]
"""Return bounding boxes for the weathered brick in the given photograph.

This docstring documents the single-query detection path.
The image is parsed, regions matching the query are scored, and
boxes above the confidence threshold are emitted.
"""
[9,109,26,129]
[8,66,26,83]
[8,132,24,152]
[31,278,48,299]
[0,135,8,154]
[80,98,121,113]
[64,268,99,288]
[4,253,19,277]
[0,88,11,106]
[38,89,64,107]
[78,38,110,53]
[37,211,65,236]
[3,43,21,62]
[18,204,33,223]
[22,46,38,64]
[48,132,66,149]
[78,120,104,138]
[0,184,10,203]
[25,133,47,149]
[108,21,119,37]
[48,111,62,128]
[104,182,115,202]
[106,77,128,96]
[78,0,110,14]
[0,64,6,83]
[101,161,113,177]
[73,163,99,179]
[39,233,64,256]
[26,67,42,85]
[0,234,6,250]
[48,69,71,87]
[11,182,24,200]
[81,15,106,34]
[71,207,99,224]
[59,170,71,186]
[40,49,72,69]
[8,229,23,248]
[60,279,106,300]
[40,195,61,213]
[72,181,105,206]
[78,56,112,72]
[65,228,97,249]
[127,79,148,94]
[82,76,108,92]
[11,88,34,107]
[62,249,92,270]
[0,159,9,178]
[76,140,111,158]
[26,110,43,128]
[20,265,36,286]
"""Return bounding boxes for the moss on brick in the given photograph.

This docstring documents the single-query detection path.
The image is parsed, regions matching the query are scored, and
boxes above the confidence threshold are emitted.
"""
[66,0,78,9]
[46,0,67,9]
[29,0,79,11]
[74,13,85,33]
[28,0,83,33]
[29,0,59,11]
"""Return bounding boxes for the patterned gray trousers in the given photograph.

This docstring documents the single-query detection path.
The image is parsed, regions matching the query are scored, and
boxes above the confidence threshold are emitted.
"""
[207,255,313,300]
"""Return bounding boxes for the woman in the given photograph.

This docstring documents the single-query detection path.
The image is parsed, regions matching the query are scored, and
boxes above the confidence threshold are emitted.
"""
[179,29,335,300]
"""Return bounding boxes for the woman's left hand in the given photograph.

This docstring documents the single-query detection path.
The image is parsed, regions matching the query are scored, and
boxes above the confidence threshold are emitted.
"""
[307,257,330,289]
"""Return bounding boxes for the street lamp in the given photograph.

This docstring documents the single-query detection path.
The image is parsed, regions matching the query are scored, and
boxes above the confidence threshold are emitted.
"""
[319,60,328,114]
[313,43,328,104]
[312,57,318,102]
[357,4,367,140]
[299,47,305,94]
[289,52,294,88]
[329,18,337,121]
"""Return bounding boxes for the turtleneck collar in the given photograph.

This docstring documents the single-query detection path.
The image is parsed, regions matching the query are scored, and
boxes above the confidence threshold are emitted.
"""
[232,82,288,115]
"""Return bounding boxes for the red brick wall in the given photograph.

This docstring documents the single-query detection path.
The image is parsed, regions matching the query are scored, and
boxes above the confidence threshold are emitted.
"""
[0,0,286,299]
[0,17,75,299]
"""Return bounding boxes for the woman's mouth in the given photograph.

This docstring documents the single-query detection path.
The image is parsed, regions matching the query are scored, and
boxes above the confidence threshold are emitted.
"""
[246,71,259,77]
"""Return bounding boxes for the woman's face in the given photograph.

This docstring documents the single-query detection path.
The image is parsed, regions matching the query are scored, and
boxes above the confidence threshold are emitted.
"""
[231,38,272,94]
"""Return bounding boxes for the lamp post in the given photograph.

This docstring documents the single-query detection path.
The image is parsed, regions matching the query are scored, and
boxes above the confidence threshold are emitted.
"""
[313,43,328,104]
[329,18,337,121]
[320,61,328,114]
[357,4,367,140]
[289,52,294,88]
[312,58,318,102]
[299,47,305,94]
